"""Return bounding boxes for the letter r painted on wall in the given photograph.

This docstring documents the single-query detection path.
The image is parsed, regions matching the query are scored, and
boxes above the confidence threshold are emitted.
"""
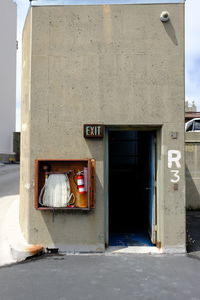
[168,150,181,169]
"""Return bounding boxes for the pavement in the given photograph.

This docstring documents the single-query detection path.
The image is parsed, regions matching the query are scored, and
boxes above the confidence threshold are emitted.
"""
[0,253,200,300]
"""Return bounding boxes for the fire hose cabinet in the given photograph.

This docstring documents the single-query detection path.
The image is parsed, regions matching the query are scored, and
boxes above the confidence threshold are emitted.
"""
[34,159,95,210]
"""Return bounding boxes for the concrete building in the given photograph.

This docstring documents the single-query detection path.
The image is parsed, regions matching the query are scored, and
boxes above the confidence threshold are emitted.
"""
[20,0,185,254]
[185,101,200,123]
[185,101,197,113]
[0,0,17,162]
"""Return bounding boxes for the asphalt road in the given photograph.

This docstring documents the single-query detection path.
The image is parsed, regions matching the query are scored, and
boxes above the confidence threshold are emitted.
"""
[0,254,200,300]
[0,164,19,197]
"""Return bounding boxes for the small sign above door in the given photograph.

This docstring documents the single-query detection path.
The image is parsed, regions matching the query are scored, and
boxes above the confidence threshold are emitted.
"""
[84,125,104,138]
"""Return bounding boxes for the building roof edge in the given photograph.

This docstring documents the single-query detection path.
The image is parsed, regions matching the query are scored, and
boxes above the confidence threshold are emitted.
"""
[31,0,185,7]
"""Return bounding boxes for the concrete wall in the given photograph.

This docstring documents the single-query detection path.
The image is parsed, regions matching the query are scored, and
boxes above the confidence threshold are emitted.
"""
[186,132,200,210]
[20,3,185,252]
[0,0,16,157]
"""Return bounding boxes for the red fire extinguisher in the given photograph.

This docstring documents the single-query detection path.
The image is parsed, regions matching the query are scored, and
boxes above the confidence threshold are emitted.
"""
[76,173,86,194]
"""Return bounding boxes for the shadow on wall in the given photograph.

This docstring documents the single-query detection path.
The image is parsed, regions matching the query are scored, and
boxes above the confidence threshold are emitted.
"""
[185,165,200,253]
[187,211,200,253]
[186,164,200,210]
[162,20,178,46]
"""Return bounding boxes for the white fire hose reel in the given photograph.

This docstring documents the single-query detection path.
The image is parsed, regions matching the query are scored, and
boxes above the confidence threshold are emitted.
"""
[39,174,74,208]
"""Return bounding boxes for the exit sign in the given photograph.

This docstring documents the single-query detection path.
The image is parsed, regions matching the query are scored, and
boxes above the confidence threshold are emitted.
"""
[84,125,104,138]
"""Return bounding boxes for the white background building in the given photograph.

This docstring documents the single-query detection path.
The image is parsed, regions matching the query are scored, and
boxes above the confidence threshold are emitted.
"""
[0,0,17,161]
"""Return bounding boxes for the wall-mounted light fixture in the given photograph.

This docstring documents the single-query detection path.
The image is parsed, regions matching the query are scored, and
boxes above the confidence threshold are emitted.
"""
[160,11,170,22]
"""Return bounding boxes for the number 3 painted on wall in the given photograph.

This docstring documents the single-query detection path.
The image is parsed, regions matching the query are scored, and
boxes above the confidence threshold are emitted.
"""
[168,150,181,183]
[170,170,180,183]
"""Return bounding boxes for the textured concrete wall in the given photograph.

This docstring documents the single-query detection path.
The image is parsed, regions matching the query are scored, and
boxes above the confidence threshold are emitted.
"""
[20,4,185,252]
[186,132,200,210]
[20,9,32,242]
[0,0,16,156]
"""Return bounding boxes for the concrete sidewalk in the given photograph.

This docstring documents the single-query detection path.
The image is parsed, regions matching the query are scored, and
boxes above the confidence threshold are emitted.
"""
[0,164,43,266]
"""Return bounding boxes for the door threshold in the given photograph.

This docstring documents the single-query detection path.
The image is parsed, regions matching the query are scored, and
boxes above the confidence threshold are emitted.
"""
[106,246,161,254]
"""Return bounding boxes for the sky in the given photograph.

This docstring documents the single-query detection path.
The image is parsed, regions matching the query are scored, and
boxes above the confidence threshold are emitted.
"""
[14,0,200,130]
[185,0,200,110]
[14,0,29,131]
